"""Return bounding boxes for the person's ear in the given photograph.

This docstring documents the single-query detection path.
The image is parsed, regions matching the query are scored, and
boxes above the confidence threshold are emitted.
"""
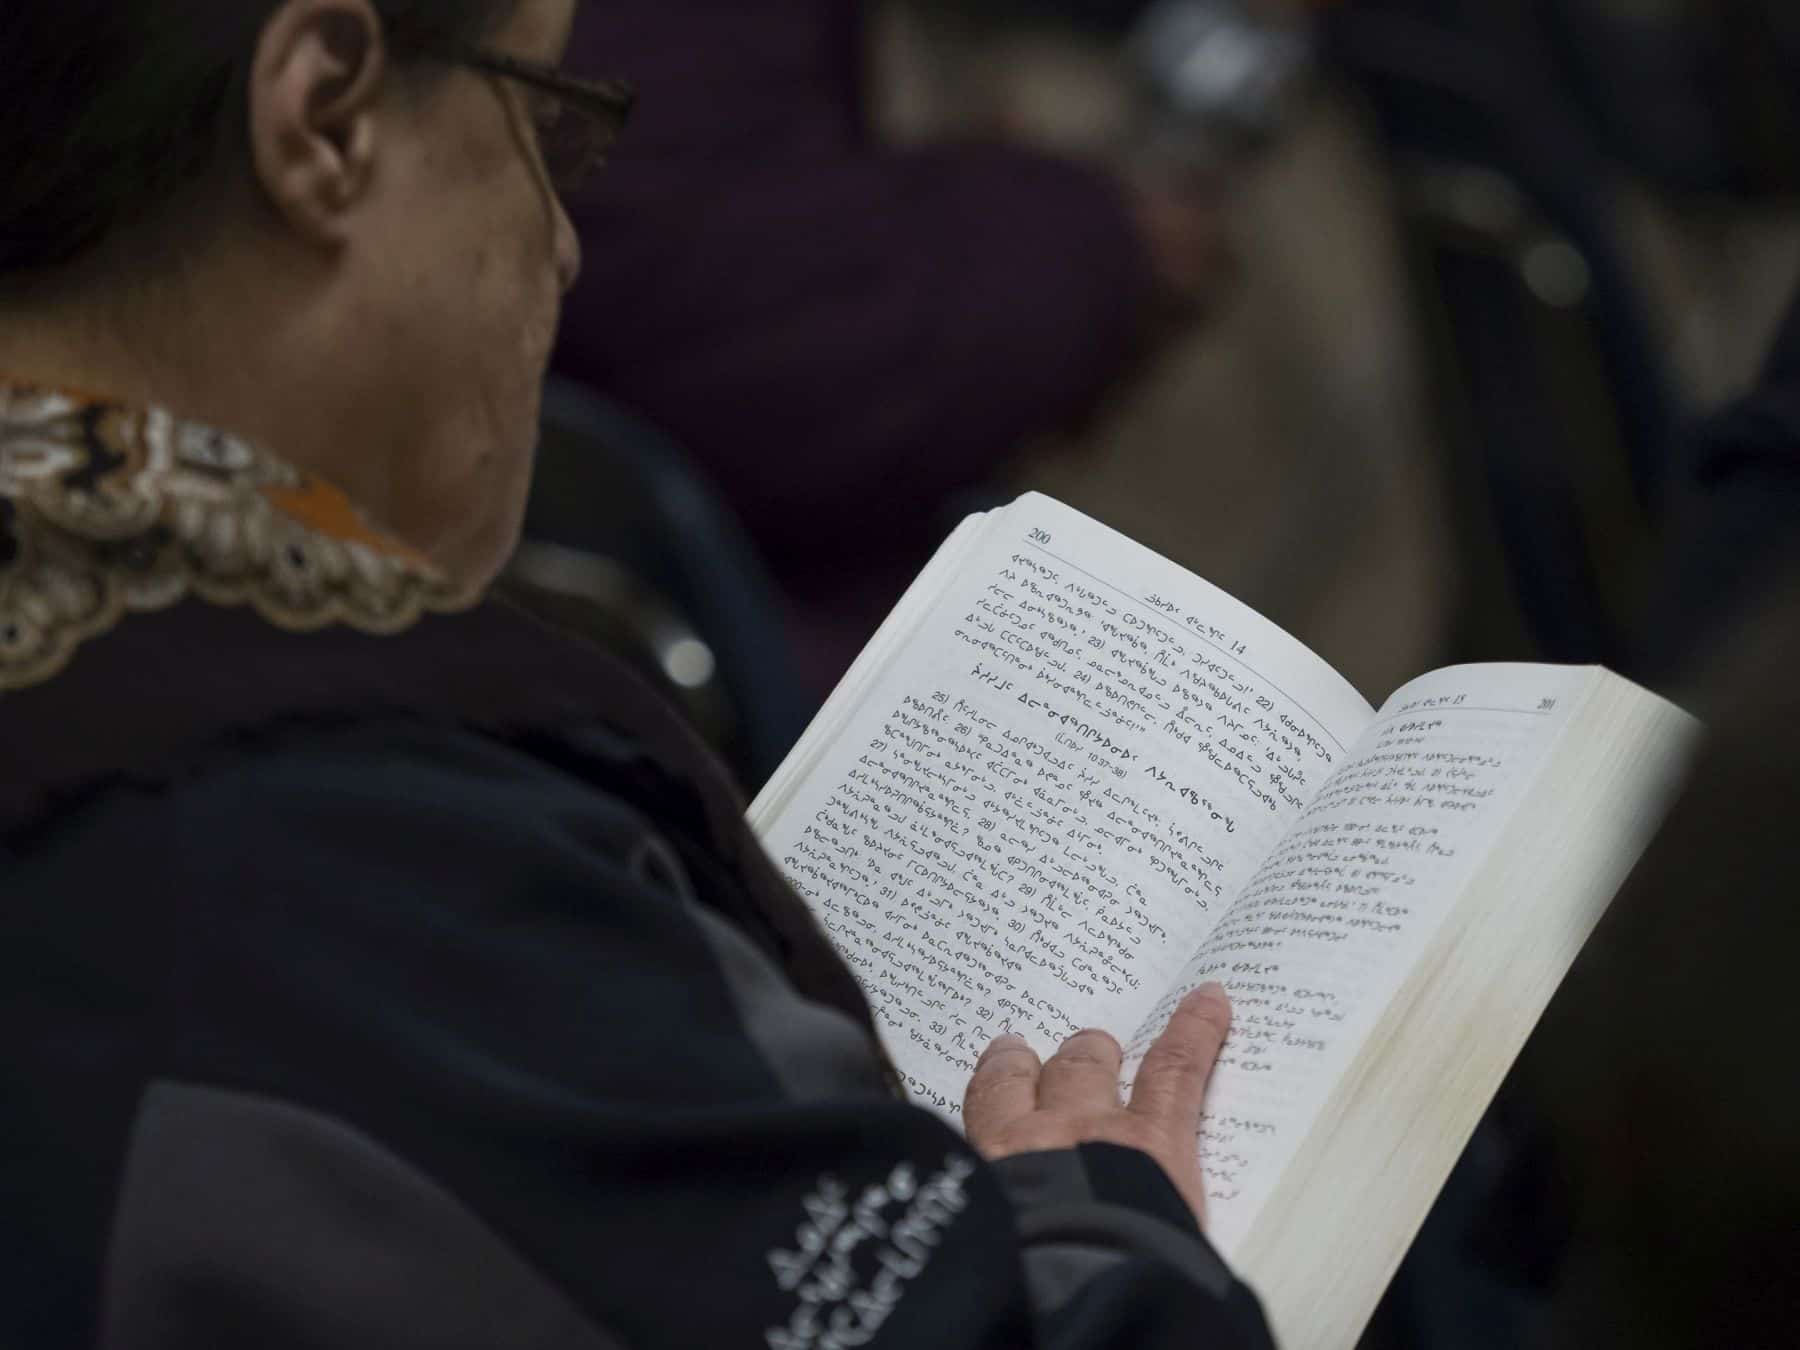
[245,0,389,248]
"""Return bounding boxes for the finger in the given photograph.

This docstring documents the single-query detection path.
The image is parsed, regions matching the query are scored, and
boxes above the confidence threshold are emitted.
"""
[1037,1028,1125,1112]
[964,1034,1042,1145]
[1128,983,1231,1131]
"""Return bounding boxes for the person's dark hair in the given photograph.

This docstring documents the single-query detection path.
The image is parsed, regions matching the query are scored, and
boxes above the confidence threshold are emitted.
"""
[0,0,516,276]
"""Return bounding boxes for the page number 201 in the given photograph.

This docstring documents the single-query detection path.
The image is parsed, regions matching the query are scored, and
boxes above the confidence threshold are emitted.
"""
[1029,528,1052,545]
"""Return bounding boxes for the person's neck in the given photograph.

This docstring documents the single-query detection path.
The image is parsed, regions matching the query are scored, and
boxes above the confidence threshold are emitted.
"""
[0,259,410,553]
[1,257,302,448]
[0,303,213,427]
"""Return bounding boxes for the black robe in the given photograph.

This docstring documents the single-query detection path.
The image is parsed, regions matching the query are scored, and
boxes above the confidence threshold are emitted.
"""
[0,598,1273,1349]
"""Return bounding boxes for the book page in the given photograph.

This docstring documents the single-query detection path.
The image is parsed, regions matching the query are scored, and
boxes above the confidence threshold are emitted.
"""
[752,494,1372,1116]
[1125,664,1595,1253]
[1238,668,1695,1350]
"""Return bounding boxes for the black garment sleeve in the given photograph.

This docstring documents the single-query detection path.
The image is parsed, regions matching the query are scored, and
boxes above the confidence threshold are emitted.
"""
[67,722,1274,1349]
[995,1145,1277,1350]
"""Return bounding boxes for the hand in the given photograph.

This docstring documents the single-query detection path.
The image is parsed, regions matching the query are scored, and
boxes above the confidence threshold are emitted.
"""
[962,983,1232,1224]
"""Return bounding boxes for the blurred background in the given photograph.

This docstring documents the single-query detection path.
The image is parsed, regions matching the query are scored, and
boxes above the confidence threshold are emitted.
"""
[500,3,1800,1344]
[514,0,1800,783]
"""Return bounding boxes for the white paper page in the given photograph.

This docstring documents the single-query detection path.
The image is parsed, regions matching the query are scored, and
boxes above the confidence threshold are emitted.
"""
[1126,663,1593,1253]
[754,494,1372,1116]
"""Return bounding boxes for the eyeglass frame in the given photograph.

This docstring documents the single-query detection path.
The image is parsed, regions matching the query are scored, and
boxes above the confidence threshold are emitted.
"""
[406,41,637,196]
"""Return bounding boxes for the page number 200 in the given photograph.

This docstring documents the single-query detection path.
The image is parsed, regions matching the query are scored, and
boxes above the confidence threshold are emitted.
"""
[1029,528,1052,545]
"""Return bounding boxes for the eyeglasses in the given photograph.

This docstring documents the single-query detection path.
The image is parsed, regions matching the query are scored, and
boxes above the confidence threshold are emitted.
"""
[416,43,637,196]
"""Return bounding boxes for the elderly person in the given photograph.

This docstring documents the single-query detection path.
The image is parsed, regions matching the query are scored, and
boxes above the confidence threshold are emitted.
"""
[0,3,1270,1348]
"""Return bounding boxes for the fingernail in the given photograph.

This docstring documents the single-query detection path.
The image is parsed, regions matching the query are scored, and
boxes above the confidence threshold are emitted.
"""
[1190,982,1227,1002]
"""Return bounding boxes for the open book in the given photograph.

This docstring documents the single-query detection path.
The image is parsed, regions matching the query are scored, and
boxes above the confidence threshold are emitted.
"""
[748,493,1696,1349]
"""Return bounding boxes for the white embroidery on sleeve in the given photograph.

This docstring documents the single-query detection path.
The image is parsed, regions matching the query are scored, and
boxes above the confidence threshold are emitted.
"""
[765,1153,977,1350]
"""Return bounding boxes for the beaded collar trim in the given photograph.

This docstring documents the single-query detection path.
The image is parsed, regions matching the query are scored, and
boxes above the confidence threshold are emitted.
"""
[0,382,469,692]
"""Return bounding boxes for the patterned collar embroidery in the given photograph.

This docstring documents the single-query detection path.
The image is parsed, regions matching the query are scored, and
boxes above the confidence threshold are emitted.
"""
[0,382,471,693]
